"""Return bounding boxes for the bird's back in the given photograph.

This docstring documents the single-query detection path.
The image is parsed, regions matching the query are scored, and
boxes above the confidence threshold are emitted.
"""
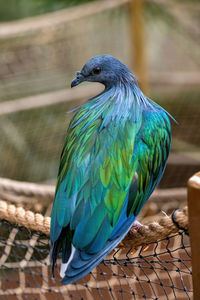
[50,82,172,284]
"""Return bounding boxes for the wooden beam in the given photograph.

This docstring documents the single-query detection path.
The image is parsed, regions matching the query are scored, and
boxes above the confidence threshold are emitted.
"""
[130,0,149,94]
[0,84,103,116]
[0,0,130,38]
[188,171,200,300]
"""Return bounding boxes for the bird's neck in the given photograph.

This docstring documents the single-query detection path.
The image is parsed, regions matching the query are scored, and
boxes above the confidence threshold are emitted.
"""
[69,82,157,132]
[89,82,147,125]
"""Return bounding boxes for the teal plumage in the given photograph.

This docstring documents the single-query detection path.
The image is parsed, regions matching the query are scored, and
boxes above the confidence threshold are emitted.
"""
[50,55,173,284]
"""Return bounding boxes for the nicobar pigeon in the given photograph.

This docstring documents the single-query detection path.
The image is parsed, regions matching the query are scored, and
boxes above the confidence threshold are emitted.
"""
[50,55,174,284]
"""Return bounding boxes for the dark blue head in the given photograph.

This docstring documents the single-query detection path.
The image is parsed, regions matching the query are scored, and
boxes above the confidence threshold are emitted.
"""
[71,55,136,89]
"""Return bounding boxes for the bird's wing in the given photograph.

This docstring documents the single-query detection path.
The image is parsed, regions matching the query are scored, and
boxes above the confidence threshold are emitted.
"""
[127,109,171,217]
[51,102,171,248]
[50,103,142,247]
[50,102,171,284]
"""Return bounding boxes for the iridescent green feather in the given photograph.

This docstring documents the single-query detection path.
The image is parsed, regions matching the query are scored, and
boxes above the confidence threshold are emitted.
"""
[50,86,171,251]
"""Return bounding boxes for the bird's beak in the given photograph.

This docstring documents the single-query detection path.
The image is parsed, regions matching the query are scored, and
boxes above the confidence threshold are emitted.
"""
[71,71,85,88]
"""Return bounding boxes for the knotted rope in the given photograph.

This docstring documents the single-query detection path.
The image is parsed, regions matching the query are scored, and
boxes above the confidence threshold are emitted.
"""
[0,177,54,199]
[0,200,188,248]
[121,206,188,248]
[0,200,50,235]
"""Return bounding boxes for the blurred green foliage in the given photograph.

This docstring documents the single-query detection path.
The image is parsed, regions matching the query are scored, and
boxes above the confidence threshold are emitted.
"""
[0,0,198,22]
[0,0,95,22]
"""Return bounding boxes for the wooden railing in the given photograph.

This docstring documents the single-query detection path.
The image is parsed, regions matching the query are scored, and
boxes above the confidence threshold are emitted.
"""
[188,172,200,300]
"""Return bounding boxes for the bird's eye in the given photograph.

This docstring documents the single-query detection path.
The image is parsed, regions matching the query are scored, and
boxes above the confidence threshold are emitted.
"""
[92,67,101,75]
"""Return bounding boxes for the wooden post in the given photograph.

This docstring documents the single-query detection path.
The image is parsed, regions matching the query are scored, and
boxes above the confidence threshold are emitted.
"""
[188,171,200,300]
[130,0,149,95]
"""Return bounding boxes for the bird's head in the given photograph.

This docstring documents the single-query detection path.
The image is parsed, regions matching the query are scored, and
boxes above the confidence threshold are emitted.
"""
[71,55,136,89]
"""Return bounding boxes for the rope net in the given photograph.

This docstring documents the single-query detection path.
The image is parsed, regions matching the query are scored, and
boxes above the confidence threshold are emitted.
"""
[0,203,192,300]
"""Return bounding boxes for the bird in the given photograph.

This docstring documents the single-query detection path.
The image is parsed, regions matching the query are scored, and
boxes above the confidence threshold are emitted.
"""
[50,54,174,284]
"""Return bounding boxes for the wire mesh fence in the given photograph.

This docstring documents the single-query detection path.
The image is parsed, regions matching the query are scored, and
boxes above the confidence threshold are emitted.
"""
[0,219,192,300]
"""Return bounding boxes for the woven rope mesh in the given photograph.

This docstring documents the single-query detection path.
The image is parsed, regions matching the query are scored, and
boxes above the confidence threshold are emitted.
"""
[0,219,191,300]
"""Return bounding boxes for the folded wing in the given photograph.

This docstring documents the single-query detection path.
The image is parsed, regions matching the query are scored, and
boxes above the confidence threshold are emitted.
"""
[50,102,171,284]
